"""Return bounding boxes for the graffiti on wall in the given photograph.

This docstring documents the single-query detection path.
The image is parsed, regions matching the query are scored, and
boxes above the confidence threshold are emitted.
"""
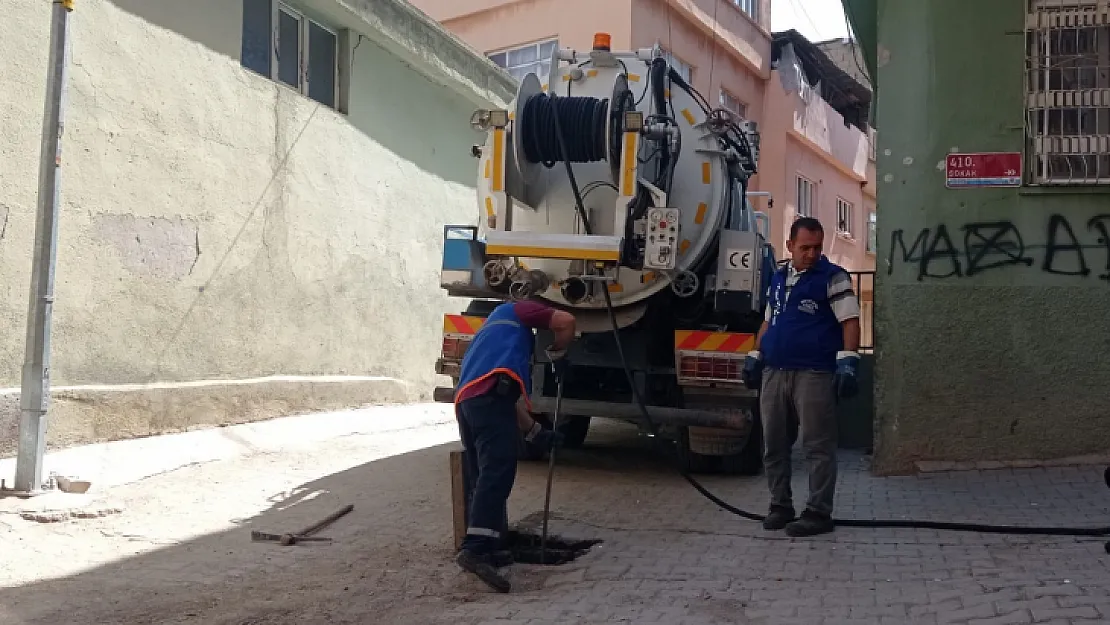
[889,214,1110,281]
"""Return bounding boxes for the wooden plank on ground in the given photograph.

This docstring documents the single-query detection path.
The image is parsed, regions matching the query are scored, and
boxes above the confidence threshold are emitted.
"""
[450,449,466,551]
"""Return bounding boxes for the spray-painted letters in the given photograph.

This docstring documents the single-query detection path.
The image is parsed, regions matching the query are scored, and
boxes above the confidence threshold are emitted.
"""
[889,214,1110,281]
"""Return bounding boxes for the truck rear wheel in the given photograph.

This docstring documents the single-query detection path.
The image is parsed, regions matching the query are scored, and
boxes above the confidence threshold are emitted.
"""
[675,410,763,476]
[557,416,591,449]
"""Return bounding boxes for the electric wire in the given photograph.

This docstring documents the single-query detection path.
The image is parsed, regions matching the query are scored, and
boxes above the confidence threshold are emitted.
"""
[540,83,1110,538]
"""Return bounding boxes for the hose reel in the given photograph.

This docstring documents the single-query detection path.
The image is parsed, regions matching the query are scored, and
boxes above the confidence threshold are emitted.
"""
[513,73,635,178]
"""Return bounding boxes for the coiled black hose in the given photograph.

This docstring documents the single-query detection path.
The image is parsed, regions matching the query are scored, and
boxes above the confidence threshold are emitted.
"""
[521,94,609,167]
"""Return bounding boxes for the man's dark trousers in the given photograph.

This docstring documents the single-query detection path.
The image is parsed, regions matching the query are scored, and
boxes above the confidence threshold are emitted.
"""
[457,390,519,555]
[760,368,838,516]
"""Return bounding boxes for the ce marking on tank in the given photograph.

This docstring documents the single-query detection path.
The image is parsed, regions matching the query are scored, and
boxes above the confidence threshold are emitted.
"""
[728,251,751,269]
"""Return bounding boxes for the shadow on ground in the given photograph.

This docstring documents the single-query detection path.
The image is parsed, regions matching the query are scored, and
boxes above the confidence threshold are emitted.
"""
[4,419,1110,625]
[0,422,694,624]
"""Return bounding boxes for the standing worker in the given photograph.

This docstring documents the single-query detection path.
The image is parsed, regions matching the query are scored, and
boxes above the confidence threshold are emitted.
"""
[742,217,862,537]
[453,298,576,592]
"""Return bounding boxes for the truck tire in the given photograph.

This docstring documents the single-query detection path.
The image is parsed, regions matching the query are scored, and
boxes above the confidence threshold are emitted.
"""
[557,416,591,449]
[676,409,763,476]
[719,414,763,476]
[676,426,716,474]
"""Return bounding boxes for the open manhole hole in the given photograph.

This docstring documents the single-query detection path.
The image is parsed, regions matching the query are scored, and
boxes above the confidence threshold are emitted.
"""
[504,529,601,565]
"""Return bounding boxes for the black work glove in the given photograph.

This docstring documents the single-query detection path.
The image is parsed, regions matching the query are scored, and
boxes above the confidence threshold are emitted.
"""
[525,421,564,452]
[741,350,763,390]
[546,347,570,378]
[834,352,860,399]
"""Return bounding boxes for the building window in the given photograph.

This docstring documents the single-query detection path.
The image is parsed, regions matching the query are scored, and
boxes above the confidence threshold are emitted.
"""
[867,210,877,253]
[719,88,748,119]
[488,39,558,82]
[658,47,694,83]
[836,197,855,237]
[733,0,759,21]
[868,127,877,161]
[241,0,339,109]
[795,175,816,218]
[1025,0,1110,184]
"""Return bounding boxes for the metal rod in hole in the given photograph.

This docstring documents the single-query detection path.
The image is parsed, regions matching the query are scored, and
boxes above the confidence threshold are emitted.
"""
[15,0,75,494]
[540,374,564,564]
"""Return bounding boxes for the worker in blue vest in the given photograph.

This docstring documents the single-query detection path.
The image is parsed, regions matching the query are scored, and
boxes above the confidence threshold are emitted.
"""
[741,217,861,537]
[453,299,576,592]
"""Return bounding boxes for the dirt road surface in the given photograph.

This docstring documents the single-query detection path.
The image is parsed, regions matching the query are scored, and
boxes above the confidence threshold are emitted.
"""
[3,404,1110,624]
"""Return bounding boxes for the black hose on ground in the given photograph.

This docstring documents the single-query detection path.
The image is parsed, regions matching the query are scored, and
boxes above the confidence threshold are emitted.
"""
[541,81,1110,537]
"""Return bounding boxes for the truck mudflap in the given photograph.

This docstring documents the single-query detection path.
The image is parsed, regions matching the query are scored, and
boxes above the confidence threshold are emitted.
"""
[432,386,749,430]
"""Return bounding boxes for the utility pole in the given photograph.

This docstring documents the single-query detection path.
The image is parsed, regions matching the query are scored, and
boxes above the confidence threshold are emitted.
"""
[13,0,75,494]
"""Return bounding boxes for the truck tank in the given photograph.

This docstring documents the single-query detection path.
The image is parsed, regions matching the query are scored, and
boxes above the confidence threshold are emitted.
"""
[435,37,777,475]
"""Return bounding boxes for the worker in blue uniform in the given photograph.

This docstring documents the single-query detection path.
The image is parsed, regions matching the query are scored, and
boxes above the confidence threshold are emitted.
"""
[742,217,862,537]
[453,299,576,592]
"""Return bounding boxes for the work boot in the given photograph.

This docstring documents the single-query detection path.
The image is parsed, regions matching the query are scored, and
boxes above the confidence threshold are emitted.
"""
[762,505,796,531]
[784,509,835,537]
[456,549,511,593]
[490,549,514,568]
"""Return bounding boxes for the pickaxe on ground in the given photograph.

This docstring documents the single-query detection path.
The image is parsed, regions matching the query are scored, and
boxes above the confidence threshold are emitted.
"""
[250,503,354,546]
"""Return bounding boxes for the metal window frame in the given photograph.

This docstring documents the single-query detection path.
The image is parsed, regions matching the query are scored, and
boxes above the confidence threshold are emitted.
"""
[732,0,758,20]
[271,1,339,108]
[487,38,558,81]
[866,210,877,253]
[718,87,748,118]
[795,174,816,218]
[1024,0,1110,185]
[835,197,854,237]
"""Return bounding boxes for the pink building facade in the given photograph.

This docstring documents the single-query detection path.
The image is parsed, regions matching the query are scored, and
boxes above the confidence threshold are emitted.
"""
[411,0,876,278]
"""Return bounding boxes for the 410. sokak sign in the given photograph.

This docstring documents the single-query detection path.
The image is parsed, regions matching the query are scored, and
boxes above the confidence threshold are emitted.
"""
[945,152,1022,188]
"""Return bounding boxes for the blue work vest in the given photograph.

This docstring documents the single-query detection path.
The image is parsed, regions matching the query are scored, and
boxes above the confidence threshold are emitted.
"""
[454,303,534,406]
[761,256,844,372]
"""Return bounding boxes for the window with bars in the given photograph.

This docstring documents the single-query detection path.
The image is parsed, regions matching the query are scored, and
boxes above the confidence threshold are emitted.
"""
[1025,0,1110,185]
[836,197,855,237]
[241,0,340,109]
[733,0,759,21]
[867,210,877,253]
[795,175,816,218]
[719,88,748,119]
[488,39,558,82]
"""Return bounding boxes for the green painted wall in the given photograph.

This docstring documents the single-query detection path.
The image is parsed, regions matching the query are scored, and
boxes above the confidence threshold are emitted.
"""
[845,0,1110,474]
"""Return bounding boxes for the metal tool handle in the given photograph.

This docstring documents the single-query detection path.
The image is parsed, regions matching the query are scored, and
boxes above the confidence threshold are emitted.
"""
[540,374,564,564]
[297,504,354,538]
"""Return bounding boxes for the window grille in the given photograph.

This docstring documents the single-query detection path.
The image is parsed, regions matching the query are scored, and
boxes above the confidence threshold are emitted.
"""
[1025,0,1110,184]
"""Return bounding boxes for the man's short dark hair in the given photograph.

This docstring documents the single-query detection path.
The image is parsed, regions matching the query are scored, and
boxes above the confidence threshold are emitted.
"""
[789,217,824,241]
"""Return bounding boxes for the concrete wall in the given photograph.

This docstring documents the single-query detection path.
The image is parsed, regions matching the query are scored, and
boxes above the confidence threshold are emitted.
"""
[0,0,513,454]
[860,0,1110,473]
[416,0,636,53]
[815,38,870,92]
[631,0,769,123]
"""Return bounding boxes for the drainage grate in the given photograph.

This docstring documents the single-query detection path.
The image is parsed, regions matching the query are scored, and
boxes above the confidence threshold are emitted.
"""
[504,529,601,566]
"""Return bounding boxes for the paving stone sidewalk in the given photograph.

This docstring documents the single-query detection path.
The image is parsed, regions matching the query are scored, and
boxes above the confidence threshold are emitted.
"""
[441,425,1110,625]
[2,412,1108,625]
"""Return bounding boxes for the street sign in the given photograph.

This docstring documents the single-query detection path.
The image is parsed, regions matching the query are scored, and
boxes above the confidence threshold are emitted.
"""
[945,152,1022,188]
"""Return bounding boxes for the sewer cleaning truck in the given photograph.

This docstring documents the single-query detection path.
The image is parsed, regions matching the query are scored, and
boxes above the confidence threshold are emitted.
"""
[433,34,777,475]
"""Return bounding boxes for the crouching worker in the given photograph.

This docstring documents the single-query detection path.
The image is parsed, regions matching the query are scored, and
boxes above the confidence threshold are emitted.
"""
[453,299,576,592]
[742,217,861,537]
